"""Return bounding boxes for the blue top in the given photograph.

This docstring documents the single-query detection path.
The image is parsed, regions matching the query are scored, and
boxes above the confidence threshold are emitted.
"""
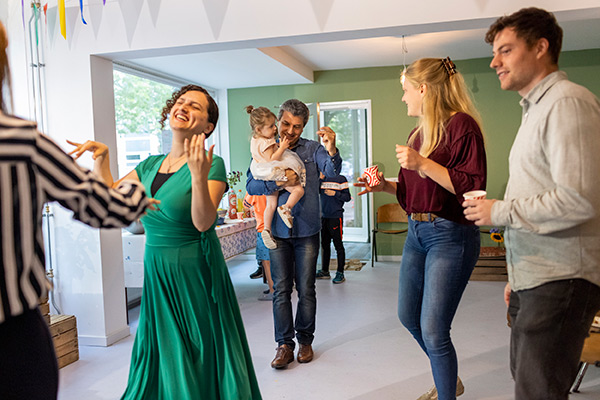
[320,175,351,219]
[246,137,342,238]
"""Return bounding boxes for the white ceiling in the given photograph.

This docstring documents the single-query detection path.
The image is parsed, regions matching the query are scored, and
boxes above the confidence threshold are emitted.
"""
[125,17,600,90]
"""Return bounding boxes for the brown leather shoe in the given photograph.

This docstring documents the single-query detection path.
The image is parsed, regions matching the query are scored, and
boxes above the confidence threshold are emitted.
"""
[270,344,294,369]
[297,343,314,363]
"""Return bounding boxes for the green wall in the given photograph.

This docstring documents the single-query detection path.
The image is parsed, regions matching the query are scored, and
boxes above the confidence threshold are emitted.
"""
[227,48,600,254]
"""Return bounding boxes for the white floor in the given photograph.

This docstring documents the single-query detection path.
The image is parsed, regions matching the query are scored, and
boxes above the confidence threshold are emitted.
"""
[58,256,600,400]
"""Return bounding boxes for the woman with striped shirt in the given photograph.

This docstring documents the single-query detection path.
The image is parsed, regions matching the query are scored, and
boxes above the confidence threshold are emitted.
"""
[0,21,153,400]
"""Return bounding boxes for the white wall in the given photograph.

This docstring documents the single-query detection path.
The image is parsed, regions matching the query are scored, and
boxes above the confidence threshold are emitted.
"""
[3,0,598,346]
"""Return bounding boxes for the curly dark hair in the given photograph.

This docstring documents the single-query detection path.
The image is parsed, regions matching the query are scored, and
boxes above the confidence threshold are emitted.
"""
[485,7,563,65]
[159,84,219,137]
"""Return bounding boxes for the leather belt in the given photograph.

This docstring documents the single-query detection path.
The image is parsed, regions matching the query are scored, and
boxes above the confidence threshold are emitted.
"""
[410,212,439,222]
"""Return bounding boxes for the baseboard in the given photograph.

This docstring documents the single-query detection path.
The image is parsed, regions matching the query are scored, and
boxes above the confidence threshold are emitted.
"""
[78,326,130,347]
[375,256,402,262]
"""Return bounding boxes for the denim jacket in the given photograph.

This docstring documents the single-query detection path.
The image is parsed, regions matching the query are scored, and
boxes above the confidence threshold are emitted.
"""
[246,137,342,238]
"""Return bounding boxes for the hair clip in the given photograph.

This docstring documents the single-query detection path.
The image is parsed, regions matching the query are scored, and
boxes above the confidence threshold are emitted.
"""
[441,57,457,77]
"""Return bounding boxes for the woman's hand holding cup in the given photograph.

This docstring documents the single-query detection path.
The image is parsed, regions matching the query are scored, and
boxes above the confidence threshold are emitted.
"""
[355,165,385,196]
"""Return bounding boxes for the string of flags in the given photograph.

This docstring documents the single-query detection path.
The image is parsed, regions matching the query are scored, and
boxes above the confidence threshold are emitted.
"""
[22,0,103,40]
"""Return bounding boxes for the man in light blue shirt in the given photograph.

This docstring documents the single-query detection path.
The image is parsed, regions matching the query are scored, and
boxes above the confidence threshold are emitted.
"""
[246,99,342,369]
[464,8,600,399]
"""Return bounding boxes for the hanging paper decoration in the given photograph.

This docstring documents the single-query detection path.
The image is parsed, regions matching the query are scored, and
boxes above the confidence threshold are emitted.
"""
[104,0,106,4]
[79,0,88,24]
[44,3,48,25]
[59,0,66,39]
[21,0,25,28]
[33,4,40,45]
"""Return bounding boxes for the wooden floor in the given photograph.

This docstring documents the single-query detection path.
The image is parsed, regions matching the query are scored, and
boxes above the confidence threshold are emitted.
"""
[57,254,600,400]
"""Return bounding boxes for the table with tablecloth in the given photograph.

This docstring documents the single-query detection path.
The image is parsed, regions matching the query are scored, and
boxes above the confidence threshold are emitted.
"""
[122,218,257,288]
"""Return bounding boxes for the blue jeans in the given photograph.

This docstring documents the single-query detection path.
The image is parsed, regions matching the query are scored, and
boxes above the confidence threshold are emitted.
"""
[270,233,319,348]
[509,279,600,400]
[398,218,480,400]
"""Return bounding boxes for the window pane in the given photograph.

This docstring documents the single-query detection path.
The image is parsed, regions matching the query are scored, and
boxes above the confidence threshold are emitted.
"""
[113,70,176,175]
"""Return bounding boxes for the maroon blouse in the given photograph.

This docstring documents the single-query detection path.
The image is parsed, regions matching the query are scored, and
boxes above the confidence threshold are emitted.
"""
[395,112,487,225]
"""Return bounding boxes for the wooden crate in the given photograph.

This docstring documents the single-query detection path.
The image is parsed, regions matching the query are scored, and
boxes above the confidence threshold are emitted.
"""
[471,246,508,281]
[38,299,51,325]
[49,315,79,368]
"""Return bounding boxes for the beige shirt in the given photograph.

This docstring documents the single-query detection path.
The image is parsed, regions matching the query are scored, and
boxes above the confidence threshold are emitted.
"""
[491,71,600,291]
[250,136,277,163]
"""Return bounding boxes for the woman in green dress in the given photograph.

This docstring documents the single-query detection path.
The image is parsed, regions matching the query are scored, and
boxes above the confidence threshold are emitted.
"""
[70,85,261,399]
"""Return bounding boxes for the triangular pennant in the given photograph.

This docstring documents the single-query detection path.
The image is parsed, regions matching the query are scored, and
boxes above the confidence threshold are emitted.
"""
[46,6,58,48]
[117,0,144,47]
[147,0,162,27]
[88,3,103,39]
[309,0,334,31]
[65,6,79,49]
[201,0,229,39]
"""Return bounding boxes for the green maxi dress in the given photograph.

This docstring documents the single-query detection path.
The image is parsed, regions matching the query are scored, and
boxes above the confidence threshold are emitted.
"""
[121,154,262,400]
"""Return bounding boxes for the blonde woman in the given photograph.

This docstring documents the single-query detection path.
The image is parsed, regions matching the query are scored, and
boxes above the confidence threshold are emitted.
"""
[358,57,487,400]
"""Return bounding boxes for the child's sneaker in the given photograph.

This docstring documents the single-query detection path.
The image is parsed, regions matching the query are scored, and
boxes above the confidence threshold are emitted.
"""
[332,272,345,284]
[277,205,294,229]
[315,270,331,279]
[261,229,277,249]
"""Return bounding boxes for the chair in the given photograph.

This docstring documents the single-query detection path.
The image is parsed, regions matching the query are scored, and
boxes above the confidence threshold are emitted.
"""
[371,203,409,267]
[571,315,600,393]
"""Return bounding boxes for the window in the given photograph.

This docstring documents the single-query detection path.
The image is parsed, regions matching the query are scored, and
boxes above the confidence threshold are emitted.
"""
[318,100,372,242]
[112,65,224,177]
[113,69,177,176]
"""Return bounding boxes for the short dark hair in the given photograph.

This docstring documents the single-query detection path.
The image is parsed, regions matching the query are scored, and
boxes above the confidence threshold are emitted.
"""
[485,7,563,65]
[159,84,219,137]
[278,99,310,127]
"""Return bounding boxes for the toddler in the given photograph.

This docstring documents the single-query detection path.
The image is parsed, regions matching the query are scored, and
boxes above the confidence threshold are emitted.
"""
[247,105,305,249]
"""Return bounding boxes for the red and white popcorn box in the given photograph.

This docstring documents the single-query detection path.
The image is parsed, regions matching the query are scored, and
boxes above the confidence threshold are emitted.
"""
[363,165,381,186]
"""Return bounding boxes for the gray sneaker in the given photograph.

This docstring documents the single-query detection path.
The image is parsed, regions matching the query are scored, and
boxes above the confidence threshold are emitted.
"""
[316,270,331,279]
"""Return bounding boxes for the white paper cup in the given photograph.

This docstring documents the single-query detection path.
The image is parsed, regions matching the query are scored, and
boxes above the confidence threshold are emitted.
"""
[463,190,487,201]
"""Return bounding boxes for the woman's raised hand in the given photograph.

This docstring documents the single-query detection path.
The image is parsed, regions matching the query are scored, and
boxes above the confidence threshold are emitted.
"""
[396,145,423,171]
[185,133,214,181]
[354,171,386,196]
[67,140,108,161]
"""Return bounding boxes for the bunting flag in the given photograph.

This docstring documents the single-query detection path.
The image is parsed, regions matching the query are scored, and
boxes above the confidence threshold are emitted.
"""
[21,0,25,28]
[79,0,88,24]
[44,3,48,25]
[59,0,66,39]
[33,5,39,45]
[104,0,106,4]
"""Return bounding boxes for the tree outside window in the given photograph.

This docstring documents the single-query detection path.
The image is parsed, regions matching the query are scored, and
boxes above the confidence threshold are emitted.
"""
[113,70,176,176]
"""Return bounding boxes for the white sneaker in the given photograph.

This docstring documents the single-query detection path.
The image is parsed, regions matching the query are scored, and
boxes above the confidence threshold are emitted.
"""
[277,205,293,229]
[261,229,277,249]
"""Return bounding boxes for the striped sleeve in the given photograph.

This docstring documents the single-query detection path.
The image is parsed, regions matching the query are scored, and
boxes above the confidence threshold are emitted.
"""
[34,133,150,228]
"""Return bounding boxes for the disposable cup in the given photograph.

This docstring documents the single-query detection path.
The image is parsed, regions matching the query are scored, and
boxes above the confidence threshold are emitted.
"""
[237,212,244,220]
[463,190,487,201]
[363,165,381,186]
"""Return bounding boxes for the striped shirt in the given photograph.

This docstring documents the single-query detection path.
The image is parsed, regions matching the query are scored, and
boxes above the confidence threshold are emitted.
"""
[0,112,150,324]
